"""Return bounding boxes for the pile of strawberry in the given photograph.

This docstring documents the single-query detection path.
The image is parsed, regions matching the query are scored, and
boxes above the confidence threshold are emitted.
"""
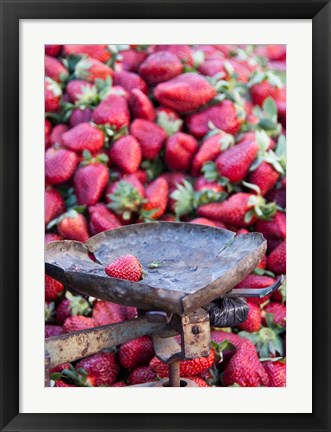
[45,44,286,387]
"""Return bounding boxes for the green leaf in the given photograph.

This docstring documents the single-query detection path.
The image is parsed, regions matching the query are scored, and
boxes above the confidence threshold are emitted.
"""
[50,372,63,381]
[263,97,277,120]
[192,50,205,68]
[273,335,284,356]
[258,118,278,131]
[244,209,255,224]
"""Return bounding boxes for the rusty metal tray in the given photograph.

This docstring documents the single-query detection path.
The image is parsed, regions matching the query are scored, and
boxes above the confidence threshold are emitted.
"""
[45,222,266,315]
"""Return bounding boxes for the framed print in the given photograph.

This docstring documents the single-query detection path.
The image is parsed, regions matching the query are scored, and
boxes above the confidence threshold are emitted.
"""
[0,0,330,431]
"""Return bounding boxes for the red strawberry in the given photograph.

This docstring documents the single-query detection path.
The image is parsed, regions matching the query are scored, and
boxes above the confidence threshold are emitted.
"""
[113,70,148,94]
[248,161,280,196]
[69,107,93,127]
[186,100,243,138]
[45,188,65,226]
[189,217,217,227]
[45,233,62,243]
[142,178,169,219]
[45,147,79,185]
[262,302,286,328]
[194,176,224,193]
[50,362,71,374]
[45,275,64,301]
[75,56,113,82]
[45,119,52,148]
[238,301,261,332]
[197,193,256,227]
[111,381,127,387]
[49,124,69,146]
[128,366,157,385]
[191,132,231,176]
[92,300,137,326]
[119,336,155,369]
[54,380,75,387]
[63,315,97,333]
[257,255,267,269]
[92,94,130,128]
[45,55,68,82]
[255,211,286,240]
[250,80,281,106]
[130,119,167,160]
[45,324,63,338]
[149,349,216,378]
[235,274,276,305]
[139,51,183,86]
[165,132,198,171]
[74,159,109,206]
[267,240,286,274]
[105,254,142,281]
[45,78,62,112]
[198,57,226,77]
[56,293,91,325]
[75,351,120,386]
[211,330,269,387]
[45,45,62,57]
[263,360,286,387]
[66,79,96,104]
[154,44,193,66]
[266,187,286,209]
[106,178,145,222]
[109,135,142,174]
[129,88,156,121]
[154,73,216,113]
[120,49,147,72]
[62,123,105,153]
[88,203,122,236]
[63,44,111,63]
[215,139,259,182]
[57,211,90,242]
[189,376,210,387]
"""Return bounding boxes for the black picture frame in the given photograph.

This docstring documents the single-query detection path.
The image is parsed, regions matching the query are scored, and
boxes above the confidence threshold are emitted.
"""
[0,1,330,431]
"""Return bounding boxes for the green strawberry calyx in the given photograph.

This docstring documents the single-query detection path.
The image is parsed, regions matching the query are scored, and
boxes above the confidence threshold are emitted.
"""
[156,111,183,137]
[80,149,109,166]
[243,181,277,223]
[65,291,91,316]
[107,180,144,220]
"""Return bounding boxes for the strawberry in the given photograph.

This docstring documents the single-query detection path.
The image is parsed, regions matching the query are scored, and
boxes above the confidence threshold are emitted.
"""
[211,331,269,387]
[45,233,62,243]
[75,351,120,386]
[75,56,113,82]
[45,78,62,112]
[189,376,210,387]
[154,44,193,66]
[194,176,224,194]
[92,94,130,128]
[235,274,276,305]
[119,336,154,369]
[45,45,62,57]
[142,177,169,219]
[88,203,122,235]
[56,292,91,325]
[128,366,157,385]
[45,275,64,301]
[45,55,68,82]
[109,135,142,174]
[45,119,52,148]
[66,79,96,104]
[267,240,286,274]
[54,380,75,387]
[106,177,144,222]
[257,255,267,269]
[238,301,261,332]
[165,132,198,171]
[45,188,65,226]
[45,324,63,338]
[74,154,109,206]
[129,88,156,121]
[63,315,97,333]
[57,210,90,242]
[69,107,93,127]
[149,349,216,378]
[156,107,183,137]
[263,360,286,387]
[49,124,69,146]
[139,51,183,86]
[248,161,280,196]
[250,79,281,106]
[92,300,137,326]
[198,57,226,78]
[63,45,112,63]
[50,362,71,375]
[120,49,147,72]
[154,73,216,113]
[113,70,148,94]
[255,211,286,240]
[262,302,286,328]
[186,100,243,138]
[105,254,142,281]
[130,119,167,160]
[189,217,217,227]
[111,381,127,387]
[215,139,259,183]
[62,123,105,153]
[191,132,232,176]
[45,147,79,185]
[266,187,286,209]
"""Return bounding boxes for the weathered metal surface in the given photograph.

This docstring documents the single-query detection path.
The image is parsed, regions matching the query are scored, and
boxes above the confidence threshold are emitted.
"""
[45,352,51,387]
[180,308,210,359]
[169,361,181,387]
[152,334,182,363]
[45,222,266,314]
[227,275,284,298]
[45,316,174,368]
[131,378,198,387]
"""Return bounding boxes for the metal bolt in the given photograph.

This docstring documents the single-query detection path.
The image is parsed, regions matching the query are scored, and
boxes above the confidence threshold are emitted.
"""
[192,325,200,335]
